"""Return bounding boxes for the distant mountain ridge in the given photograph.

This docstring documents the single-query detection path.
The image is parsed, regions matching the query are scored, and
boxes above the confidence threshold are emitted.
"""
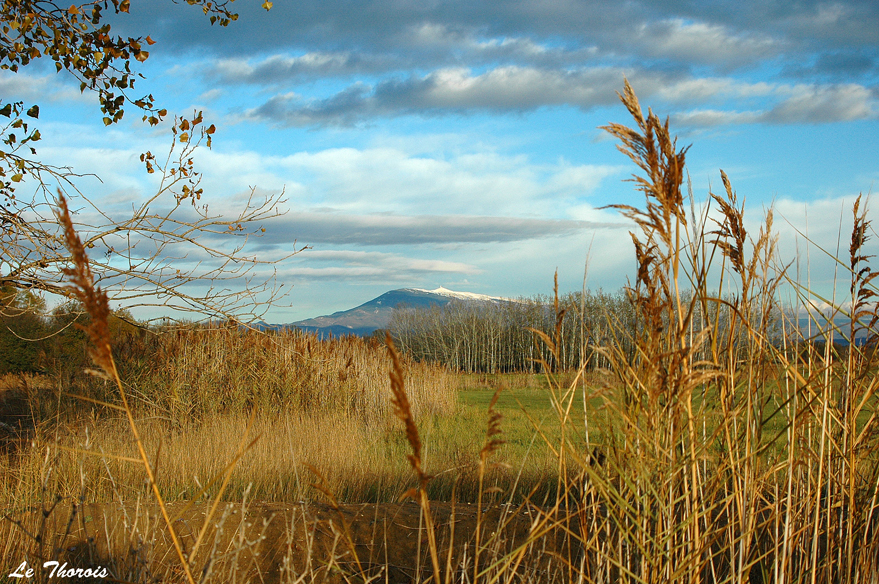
[282,288,877,343]
[286,287,508,337]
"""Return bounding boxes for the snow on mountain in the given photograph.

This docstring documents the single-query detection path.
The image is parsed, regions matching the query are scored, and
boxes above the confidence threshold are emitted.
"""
[407,287,510,303]
[285,287,508,337]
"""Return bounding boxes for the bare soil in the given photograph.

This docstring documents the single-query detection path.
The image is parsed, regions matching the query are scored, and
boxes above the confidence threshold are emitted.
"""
[7,499,578,583]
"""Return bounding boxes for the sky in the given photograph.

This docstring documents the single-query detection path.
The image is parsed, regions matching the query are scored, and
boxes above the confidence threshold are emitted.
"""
[6,0,879,322]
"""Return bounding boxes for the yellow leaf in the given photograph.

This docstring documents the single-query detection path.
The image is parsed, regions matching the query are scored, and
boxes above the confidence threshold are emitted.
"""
[68,4,79,15]
[262,1,273,10]
[11,174,22,182]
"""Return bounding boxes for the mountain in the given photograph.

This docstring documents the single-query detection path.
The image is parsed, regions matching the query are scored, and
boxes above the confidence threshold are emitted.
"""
[286,287,506,337]
[797,316,878,346]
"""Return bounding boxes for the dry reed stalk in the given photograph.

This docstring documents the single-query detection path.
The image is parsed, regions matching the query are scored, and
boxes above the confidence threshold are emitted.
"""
[386,332,443,583]
[95,324,456,423]
[552,80,879,584]
[8,82,879,583]
[51,193,261,584]
[555,81,791,582]
[474,385,505,583]
[53,192,198,584]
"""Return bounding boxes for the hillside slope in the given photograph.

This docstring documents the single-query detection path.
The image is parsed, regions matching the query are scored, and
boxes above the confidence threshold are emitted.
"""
[287,287,506,337]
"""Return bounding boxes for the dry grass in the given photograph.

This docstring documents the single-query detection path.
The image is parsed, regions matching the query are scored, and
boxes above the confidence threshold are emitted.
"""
[0,385,560,510]
[5,81,879,582]
[542,80,879,582]
[91,325,458,423]
[3,412,412,506]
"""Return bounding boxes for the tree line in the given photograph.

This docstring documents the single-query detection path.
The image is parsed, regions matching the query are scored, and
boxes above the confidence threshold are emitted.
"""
[0,287,141,377]
[388,288,790,374]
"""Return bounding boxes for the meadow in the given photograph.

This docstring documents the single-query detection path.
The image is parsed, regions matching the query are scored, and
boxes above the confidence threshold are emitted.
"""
[3,83,879,582]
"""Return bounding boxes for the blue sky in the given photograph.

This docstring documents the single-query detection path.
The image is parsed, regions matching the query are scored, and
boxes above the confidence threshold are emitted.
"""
[7,0,879,322]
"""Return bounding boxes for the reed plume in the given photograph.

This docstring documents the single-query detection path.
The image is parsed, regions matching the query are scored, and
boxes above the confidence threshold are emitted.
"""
[54,192,197,584]
[386,332,442,583]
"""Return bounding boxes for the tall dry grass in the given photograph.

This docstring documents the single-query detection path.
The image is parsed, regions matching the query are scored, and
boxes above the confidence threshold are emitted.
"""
[0,196,456,584]
[522,80,879,583]
[6,80,879,583]
[68,324,457,423]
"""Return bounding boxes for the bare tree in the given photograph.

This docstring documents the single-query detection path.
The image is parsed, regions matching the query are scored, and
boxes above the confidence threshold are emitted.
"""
[0,1,292,323]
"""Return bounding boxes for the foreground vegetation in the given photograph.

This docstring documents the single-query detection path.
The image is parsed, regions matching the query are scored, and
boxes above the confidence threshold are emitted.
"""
[3,82,879,582]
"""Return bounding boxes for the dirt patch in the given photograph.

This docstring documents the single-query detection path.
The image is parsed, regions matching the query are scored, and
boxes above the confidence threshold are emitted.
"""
[0,377,32,431]
[7,500,580,583]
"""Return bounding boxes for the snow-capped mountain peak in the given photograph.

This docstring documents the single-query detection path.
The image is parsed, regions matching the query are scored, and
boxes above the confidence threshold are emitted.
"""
[410,287,507,302]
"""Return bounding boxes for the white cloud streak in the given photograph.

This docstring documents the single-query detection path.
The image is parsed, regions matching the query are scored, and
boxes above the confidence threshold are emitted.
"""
[243,64,877,128]
[259,211,623,246]
[280,249,480,282]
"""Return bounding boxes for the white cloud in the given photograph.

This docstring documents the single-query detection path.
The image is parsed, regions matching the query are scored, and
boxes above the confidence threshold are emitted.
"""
[256,146,619,217]
[667,82,878,127]
[243,65,660,125]
[27,119,623,241]
[634,19,777,66]
[765,83,877,123]
[402,22,599,64]
[258,210,622,246]
[281,249,480,282]
[655,78,776,103]
[210,51,399,83]
[244,61,877,128]
[671,109,762,127]
[0,72,91,105]
[199,88,225,102]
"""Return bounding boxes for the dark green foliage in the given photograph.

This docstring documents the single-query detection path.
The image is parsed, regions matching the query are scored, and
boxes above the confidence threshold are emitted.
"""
[0,287,48,374]
[0,294,145,379]
[0,309,46,374]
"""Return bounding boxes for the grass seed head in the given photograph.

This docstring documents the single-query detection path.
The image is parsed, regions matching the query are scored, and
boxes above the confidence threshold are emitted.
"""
[54,192,115,379]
